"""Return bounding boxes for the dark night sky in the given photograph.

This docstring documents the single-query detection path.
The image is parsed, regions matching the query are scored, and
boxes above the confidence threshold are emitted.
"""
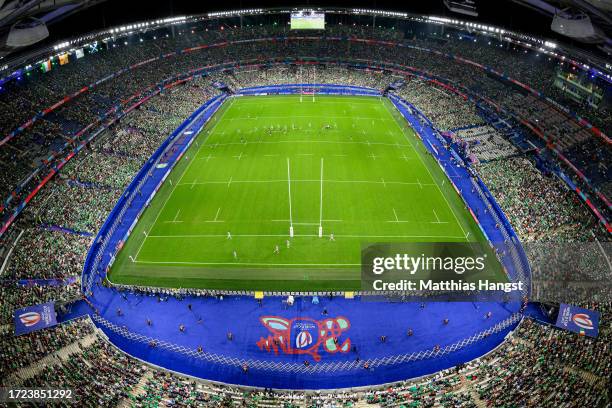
[52,0,552,41]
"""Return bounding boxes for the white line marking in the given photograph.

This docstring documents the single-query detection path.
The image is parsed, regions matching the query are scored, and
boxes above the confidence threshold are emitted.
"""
[135,260,361,266]
[173,209,181,222]
[147,233,466,239]
[433,209,440,223]
[179,179,436,187]
[319,157,324,228]
[214,207,221,221]
[144,96,234,242]
[287,157,293,230]
[195,139,409,150]
[133,230,149,260]
[227,176,233,188]
[385,102,469,239]
[198,154,213,162]
[272,219,343,223]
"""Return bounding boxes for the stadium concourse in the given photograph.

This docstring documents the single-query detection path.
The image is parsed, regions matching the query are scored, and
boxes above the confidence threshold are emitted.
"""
[0,16,609,408]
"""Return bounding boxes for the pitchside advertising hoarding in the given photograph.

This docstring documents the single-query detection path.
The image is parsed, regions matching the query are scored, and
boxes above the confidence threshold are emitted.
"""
[14,302,57,336]
[555,304,600,338]
[361,242,528,302]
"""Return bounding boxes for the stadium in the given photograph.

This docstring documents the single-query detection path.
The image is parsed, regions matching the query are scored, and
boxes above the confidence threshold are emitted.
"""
[0,0,609,406]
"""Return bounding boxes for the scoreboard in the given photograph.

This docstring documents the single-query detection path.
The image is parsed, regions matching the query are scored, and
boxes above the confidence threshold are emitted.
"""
[290,11,325,30]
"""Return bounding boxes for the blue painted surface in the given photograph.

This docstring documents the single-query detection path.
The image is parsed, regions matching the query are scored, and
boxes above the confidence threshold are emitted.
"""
[89,286,519,389]
[77,85,527,389]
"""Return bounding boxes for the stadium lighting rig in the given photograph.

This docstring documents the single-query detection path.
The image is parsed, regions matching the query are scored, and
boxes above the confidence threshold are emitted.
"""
[0,3,609,400]
[0,6,610,89]
[443,0,479,17]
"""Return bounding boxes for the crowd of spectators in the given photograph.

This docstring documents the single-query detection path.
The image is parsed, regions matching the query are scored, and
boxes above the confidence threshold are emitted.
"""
[477,157,605,242]
[469,314,609,408]
[0,79,216,336]
[2,311,608,407]
[3,228,90,280]
[396,80,483,131]
[0,280,81,325]
[0,316,94,381]
[1,23,609,222]
[0,25,609,405]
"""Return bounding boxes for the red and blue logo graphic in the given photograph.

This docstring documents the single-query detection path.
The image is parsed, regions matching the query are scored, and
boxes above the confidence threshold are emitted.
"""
[19,311,41,327]
[14,302,57,336]
[555,304,600,338]
[257,316,351,361]
[571,313,593,330]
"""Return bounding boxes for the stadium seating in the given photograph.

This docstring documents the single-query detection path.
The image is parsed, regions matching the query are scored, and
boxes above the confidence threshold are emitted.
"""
[0,21,609,406]
[2,314,608,407]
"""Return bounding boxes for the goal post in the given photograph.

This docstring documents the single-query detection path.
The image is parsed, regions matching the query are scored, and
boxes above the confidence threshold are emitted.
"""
[290,226,294,238]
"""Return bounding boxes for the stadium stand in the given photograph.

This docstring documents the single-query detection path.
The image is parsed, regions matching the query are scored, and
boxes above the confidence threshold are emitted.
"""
[1,313,608,407]
[0,14,609,406]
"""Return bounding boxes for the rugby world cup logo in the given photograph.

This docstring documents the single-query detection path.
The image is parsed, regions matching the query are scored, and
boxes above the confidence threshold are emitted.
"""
[19,311,41,327]
[257,316,351,362]
[572,313,594,330]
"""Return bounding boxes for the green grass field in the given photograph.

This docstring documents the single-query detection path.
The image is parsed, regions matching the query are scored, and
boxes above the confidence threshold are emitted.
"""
[109,95,492,291]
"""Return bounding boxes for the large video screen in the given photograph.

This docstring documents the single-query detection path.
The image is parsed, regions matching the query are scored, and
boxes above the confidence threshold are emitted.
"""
[290,12,325,30]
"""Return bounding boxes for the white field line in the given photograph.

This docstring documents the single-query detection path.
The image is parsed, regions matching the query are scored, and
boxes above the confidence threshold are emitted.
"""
[136,96,234,259]
[236,99,376,106]
[272,219,343,223]
[384,102,469,239]
[133,233,148,261]
[287,157,293,230]
[227,115,387,121]
[134,260,361,266]
[178,179,436,187]
[146,233,466,239]
[319,157,324,228]
[194,139,409,151]
[387,208,411,223]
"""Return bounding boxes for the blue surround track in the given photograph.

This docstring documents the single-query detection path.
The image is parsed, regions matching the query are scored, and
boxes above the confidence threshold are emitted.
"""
[73,85,529,390]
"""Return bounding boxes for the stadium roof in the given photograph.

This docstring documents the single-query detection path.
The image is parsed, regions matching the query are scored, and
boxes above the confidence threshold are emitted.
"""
[0,0,108,58]
[0,2,609,82]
